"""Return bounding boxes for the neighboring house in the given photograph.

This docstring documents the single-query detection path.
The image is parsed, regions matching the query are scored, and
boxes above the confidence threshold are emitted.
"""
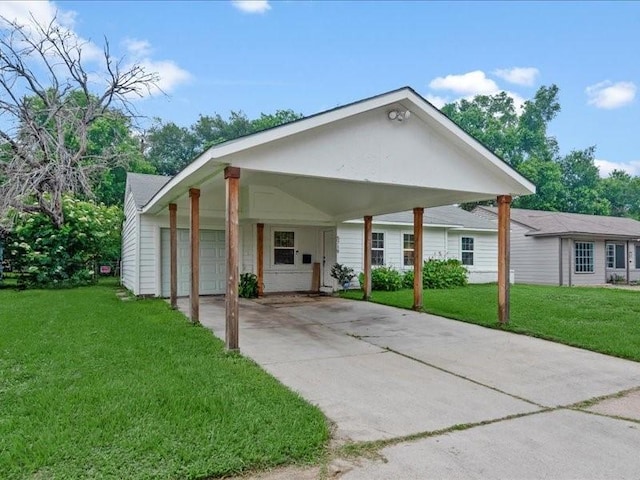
[475,206,640,285]
[120,87,534,304]
[337,206,514,285]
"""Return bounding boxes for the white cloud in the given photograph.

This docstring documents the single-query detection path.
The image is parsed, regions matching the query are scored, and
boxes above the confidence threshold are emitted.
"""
[425,95,448,109]
[494,67,539,86]
[427,70,526,112]
[231,0,271,14]
[595,158,640,177]
[135,59,191,96]
[429,70,499,96]
[586,81,636,109]
[124,38,153,58]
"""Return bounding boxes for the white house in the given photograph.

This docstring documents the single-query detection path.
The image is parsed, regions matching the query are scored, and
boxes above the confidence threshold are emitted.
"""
[337,206,514,285]
[475,206,640,285]
[120,87,535,349]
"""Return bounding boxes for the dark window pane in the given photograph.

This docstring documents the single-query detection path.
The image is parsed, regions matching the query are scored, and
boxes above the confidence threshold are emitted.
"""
[404,252,414,266]
[274,248,294,265]
[372,233,384,249]
[274,231,295,248]
[403,234,414,249]
[372,249,384,266]
[462,252,473,266]
[615,244,625,269]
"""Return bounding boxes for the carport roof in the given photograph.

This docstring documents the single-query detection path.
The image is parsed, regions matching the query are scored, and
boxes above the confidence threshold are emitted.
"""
[140,86,535,220]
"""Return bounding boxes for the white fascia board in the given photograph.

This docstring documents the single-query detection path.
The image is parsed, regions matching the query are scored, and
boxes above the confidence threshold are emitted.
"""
[449,227,499,233]
[344,219,462,228]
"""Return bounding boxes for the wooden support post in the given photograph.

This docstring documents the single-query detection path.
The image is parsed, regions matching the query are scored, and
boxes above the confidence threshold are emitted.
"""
[189,189,200,324]
[257,223,264,297]
[413,207,424,311]
[225,166,241,351]
[497,195,512,325]
[169,203,178,309]
[363,215,372,301]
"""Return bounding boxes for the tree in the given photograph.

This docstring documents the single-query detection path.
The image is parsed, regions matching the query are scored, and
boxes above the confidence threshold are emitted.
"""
[145,121,200,176]
[0,15,158,232]
[557,147,610,215]
[7,195,122,286]
[601,170,640,219]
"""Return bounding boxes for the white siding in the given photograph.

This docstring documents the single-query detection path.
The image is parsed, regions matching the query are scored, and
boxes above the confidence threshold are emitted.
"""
[120,191,138,293]
[138,217,159,295]
[263,225,323,293]
[510,224,559,285]
[447,230,508,283]
[337,223,501,286]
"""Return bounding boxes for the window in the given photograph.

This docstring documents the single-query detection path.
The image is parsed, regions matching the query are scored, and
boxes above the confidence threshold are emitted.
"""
[575,242,594,273]
[372,232,384,266]
[636,245,640,269]
[461,237,474,266]
[274,231,295,265]
[403,233,415,266]
[606,244,625,269]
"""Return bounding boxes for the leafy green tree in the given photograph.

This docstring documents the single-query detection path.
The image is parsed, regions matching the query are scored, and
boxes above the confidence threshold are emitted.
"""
[557,147,610,215]
[145,122,200,176]
[7,196,122,287]
[601,170,640,219]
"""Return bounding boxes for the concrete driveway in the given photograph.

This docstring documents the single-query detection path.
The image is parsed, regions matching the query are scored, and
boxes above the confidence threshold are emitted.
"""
[178,295,640,479]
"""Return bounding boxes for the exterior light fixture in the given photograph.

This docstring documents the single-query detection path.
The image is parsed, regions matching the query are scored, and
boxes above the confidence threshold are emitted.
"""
[388,109,411,122]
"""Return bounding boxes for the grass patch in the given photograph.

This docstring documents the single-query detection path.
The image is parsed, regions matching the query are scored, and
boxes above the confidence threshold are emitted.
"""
[342,284,640,362]
[0,285,328,479]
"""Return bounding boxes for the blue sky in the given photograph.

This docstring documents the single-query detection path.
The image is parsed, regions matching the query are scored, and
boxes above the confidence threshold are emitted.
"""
[1,1,639,176]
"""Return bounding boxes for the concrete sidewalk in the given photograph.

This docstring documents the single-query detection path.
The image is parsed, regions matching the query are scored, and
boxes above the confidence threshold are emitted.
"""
[177,295,640,478]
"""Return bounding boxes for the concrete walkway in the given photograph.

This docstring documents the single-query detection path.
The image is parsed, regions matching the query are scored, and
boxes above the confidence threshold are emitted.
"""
[177,295,640,479]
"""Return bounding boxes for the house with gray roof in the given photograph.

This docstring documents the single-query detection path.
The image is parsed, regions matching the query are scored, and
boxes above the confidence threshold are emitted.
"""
[475,206,640,285]
[337,205,512,286]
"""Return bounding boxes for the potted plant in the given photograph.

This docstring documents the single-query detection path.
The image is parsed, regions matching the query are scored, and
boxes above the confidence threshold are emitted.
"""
[330,263,355,290]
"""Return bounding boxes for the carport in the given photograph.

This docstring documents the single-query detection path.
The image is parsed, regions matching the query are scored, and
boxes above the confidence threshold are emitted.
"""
[141,87,535,350]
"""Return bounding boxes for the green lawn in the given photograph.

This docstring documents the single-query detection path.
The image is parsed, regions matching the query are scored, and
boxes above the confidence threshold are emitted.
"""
[0,284,328,479]
[342,284,640,362]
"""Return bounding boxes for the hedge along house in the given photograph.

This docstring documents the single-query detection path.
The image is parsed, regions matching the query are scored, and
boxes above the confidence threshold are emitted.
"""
[121,87,535,350]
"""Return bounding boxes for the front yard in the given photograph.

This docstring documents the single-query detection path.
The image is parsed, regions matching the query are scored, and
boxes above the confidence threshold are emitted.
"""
[342,284,640,362]
[0,283,328,479]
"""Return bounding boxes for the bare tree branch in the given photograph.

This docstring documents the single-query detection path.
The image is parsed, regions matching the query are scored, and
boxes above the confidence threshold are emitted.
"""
[0,14,159,229]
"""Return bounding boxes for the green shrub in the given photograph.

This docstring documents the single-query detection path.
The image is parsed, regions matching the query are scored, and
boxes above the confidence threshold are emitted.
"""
[239,272,259,298]
[6,196,122,288]
[358,266,403,291]
[423,258,468,289]
[402,270,414,288]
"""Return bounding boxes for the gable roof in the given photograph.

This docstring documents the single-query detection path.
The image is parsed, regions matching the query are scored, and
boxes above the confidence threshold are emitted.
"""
[141,86,536,218]
[127,173,172,209]
[477,206,640,239]
[366,205,496,230]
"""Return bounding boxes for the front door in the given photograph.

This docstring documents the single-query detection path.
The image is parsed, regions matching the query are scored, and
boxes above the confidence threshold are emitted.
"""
[322,229,336,287]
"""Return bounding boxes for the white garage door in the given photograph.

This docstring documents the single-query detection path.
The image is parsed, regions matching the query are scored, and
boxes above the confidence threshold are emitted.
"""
[161,229,226,297]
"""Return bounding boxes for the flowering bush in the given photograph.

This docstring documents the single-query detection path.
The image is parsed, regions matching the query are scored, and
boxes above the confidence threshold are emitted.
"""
[7,196,122,287]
